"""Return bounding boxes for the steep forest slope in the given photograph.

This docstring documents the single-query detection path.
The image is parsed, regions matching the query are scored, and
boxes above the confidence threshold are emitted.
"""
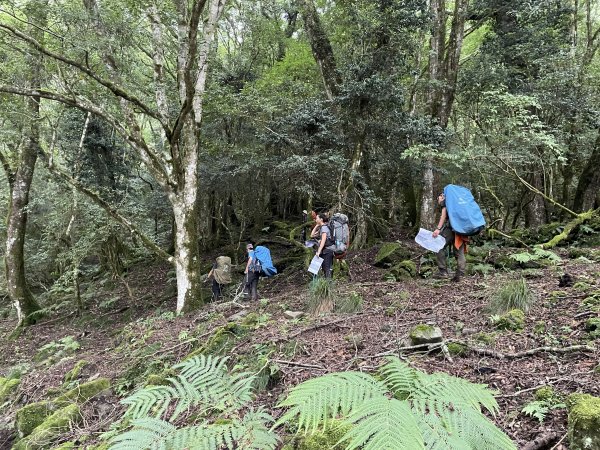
[1,234,599,449]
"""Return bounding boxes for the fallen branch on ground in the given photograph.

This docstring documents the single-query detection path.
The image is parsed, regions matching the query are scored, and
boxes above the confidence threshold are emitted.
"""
[453,341,595,359]
[271,359,325,370]
[278,313,371,342]
[521,432,560,450]
[496,371,593,398]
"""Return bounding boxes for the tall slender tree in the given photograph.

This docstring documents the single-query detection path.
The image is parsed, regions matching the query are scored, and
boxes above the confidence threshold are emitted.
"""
[0,0,227,313]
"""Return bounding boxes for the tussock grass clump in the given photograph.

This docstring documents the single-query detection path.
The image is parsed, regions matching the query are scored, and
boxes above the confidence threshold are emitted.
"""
[487,278,535,314]
[307,278,334,314]
[335,291,363,313]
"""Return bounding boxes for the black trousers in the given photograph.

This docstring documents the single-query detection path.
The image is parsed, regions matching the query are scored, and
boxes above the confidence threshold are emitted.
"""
[211,279,223,301]
[321,251,334,278]
[245,271,260,300]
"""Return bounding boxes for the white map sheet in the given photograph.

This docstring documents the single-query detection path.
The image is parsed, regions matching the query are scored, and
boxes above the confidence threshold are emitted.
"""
[307,255,324,275]
[414,228,447,253]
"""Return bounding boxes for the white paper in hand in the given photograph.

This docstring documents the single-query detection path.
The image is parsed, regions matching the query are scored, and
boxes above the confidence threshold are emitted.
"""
[415,228,446,253]
[308,255,324,275]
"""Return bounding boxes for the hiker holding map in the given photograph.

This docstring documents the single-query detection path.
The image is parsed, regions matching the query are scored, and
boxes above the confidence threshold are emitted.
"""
[428,185,486,282]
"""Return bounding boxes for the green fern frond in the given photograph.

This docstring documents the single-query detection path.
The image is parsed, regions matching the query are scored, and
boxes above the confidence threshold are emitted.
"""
[276,371,388,433]
[422,405,517,450]
[109,417,176,450]
[343,397,424,450]
[382,357,499,415]
[122,385,178,420]
[122,355,255,421]
[237,408,278,449]
[111,355,278,450]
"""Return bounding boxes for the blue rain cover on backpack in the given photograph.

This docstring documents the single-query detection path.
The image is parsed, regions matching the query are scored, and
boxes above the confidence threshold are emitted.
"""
[443,184,486,236]
[253,246,277,277]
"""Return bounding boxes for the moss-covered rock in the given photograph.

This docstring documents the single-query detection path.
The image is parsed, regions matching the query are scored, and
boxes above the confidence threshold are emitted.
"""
[388,260,417,280]
[567,393,600,450]
[15,401,55,438]
[13,404,81,450]
[447,342,468,356]
[409,324,443,345]
[494,309,525,332]
[0,376,20,403]
[55,378,110,406]
[374,242,411,268]
[63,360,89,385]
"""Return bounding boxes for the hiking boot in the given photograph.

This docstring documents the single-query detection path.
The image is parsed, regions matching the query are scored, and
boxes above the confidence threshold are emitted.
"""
[433,270,449,279]
[451,272,464,282]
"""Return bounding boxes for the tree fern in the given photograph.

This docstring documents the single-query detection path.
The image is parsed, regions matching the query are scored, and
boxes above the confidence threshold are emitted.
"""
[109,355,277,450]
[277,357,516,450]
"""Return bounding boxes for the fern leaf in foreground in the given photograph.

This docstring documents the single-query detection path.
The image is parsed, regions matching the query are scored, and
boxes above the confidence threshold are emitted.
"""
[344,397,424,450]
[110,355,278,450]
[276,371,388,433]
[109,417,176,450]
[382,357,499,415]
[277,357,516,450]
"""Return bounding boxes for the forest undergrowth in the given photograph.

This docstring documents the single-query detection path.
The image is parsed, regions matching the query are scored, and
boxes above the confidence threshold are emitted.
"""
[0,236,599,449]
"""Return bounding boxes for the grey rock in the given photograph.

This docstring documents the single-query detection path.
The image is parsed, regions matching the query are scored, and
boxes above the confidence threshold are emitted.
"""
[409,324,443,345]
[283,310,304,320]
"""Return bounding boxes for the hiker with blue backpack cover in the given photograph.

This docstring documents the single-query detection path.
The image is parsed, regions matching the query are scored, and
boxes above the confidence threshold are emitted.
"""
[243,243,278,300]
[432,185,486,282]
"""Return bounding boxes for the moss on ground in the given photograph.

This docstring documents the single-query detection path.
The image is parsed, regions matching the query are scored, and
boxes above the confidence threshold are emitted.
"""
[447,342,468,356]
[63,360,89,385]
[13,404,81,450]
[494,309,525,332]
[15,401,55,438]
[283,422,351,450]
[185,322,252,359]
[0,376,20,403]
[535,386,555,402]
[567,393,600,450]
[55,378,110,406]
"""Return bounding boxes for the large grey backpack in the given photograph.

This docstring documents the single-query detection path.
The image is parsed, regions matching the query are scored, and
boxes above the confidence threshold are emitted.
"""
[329,213,350,257]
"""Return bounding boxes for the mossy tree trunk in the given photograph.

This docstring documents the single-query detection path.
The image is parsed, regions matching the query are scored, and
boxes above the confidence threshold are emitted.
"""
[2,0,48,325]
